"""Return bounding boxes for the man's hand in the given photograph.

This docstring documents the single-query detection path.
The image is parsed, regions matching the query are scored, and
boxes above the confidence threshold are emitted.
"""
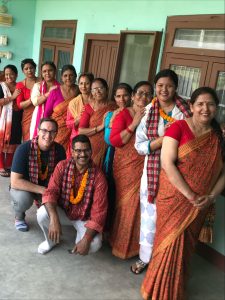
[71,236,91,256]
[48,217,61,244]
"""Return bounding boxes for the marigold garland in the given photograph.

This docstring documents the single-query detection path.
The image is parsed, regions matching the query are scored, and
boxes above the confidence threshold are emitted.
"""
[152,97,176,123]
[37,147,48,180]
[70,170,88,204]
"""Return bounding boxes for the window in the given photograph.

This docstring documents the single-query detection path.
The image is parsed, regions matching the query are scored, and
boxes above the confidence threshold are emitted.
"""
[39,20,77,81]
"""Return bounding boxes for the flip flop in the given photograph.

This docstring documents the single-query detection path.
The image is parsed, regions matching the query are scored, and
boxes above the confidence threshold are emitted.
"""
[130,259,148,275]
[0,169,10,177]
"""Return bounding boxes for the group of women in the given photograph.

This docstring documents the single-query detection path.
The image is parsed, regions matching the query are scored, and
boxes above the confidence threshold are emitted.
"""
[0,59,224,300]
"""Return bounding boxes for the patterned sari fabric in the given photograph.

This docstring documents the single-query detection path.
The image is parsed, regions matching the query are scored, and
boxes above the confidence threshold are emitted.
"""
[52,98,72,152]
[88,103,116,169]
[141,131,223,300]
[109,133,144,259]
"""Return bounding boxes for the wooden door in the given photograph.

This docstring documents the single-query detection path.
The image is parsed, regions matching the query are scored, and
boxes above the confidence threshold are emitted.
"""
[82,34,119,99]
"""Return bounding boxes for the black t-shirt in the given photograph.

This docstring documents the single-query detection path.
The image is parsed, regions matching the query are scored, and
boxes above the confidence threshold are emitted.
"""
[11,140,66,186]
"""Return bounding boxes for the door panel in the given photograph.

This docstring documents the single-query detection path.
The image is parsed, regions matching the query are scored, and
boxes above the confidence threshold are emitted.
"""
[55,46,73,81]
[82,35,119,99]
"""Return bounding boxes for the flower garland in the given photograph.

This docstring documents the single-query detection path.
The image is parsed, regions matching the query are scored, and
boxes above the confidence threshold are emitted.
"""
[152,97,176,123]
[70,170,88,205]
[37,147,48,181]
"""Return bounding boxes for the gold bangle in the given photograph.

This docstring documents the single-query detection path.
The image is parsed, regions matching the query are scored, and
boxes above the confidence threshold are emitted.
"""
[95,126,98,133]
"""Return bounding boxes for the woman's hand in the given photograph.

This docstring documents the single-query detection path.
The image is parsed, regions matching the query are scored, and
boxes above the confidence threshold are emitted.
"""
[131,107,145,129]
[12,88,21,100]
[194,194,215,210]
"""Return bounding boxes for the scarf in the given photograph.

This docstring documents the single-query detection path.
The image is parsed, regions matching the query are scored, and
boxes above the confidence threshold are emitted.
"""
[0,82,13,152]
[146,96,191,203]
[61,158,96,213]
[28,136,56,184]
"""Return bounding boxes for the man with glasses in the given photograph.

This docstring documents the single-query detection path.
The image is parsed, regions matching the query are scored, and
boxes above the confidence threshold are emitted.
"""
[36,134,108,255]
[10,118,66,232]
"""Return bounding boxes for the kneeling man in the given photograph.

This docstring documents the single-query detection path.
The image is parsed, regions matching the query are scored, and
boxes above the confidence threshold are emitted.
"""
[37,134,108,255]
[10,118,66,232]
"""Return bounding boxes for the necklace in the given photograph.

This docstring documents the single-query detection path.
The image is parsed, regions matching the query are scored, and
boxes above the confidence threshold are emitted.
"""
[37,147,48,180]
[69,170,88,204]
[152,97,175,122]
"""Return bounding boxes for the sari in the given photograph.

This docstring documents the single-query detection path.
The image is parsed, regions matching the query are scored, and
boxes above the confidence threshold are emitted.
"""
[16,81,35,141]
[109,108,144,259]
[79,102,116,169]
[141,130,223,300]
[66,94,83,158]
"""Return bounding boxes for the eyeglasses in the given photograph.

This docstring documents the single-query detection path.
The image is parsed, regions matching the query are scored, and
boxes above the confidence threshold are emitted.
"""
[136,90,152,98]
[39,128,57,136]
[73,149,91,154]
[91,87,105,93]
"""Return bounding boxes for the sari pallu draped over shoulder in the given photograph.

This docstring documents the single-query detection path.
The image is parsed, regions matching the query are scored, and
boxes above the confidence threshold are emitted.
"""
[52,98,72,152]
[89,103,116,169]
[109,134,144,259]
[141,131,223,300]
[0,82,13,153]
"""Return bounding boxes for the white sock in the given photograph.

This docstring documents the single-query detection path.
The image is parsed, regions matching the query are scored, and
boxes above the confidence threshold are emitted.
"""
[38,240,55,255]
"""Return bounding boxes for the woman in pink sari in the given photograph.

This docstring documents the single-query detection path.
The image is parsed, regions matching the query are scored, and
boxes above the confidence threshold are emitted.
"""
[44,64,79,151]
[0,65,21,177]
[30,61,60,138]
[141,87,225,300]
[66,72,94,158]
[16,59,38,141]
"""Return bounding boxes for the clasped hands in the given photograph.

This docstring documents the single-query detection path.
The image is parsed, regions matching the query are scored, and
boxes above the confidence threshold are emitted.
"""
[189,194,215,210]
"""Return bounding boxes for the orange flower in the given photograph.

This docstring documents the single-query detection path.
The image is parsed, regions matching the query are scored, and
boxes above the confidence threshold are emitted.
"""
[152,97,175,123]
[70,170,88,205]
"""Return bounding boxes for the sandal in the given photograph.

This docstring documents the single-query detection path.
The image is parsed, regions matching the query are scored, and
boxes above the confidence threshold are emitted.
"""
[130,259,148,275]
[0,169,10,177]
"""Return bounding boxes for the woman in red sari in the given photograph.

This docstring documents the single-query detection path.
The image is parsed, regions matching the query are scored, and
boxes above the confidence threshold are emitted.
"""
[79,78,116,168]
[0,65,21,177]
[16,59,38,141]
[109,81,153,259]
[44,64,79,152]
[141,87,225,300]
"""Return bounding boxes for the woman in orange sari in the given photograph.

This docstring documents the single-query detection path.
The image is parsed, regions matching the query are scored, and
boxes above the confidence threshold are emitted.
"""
[79,78,116,168]
[109,81,153,259]
[44,65,79,151]
[16,59,38,141]
[141,87,225,300]
[66,72,94,158]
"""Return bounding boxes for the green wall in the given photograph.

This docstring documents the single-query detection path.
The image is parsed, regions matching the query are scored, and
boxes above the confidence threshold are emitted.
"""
[0,0,36,80]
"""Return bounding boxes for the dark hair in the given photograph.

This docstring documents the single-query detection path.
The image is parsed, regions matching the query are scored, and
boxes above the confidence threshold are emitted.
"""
[133,81,154,95]
[78,72,94,84]
[190,86,225,160]
[21,58,36,70]
[38,118,58,132]
[41,61,57,72]
[61,64,77,78]
[92,78,109,90]
[72,134,92,150]
[154,69,178,89]
[113,82,133,96]
[4,64,18,76]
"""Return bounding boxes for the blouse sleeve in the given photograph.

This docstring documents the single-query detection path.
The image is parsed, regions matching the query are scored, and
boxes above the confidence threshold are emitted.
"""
[66,109,75,129]
[164,121,182,141]
[16,82,25,110]
[79,104,93,128]
[135,109,150,155]
[31,82,41,106]
[109,109,132,147]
